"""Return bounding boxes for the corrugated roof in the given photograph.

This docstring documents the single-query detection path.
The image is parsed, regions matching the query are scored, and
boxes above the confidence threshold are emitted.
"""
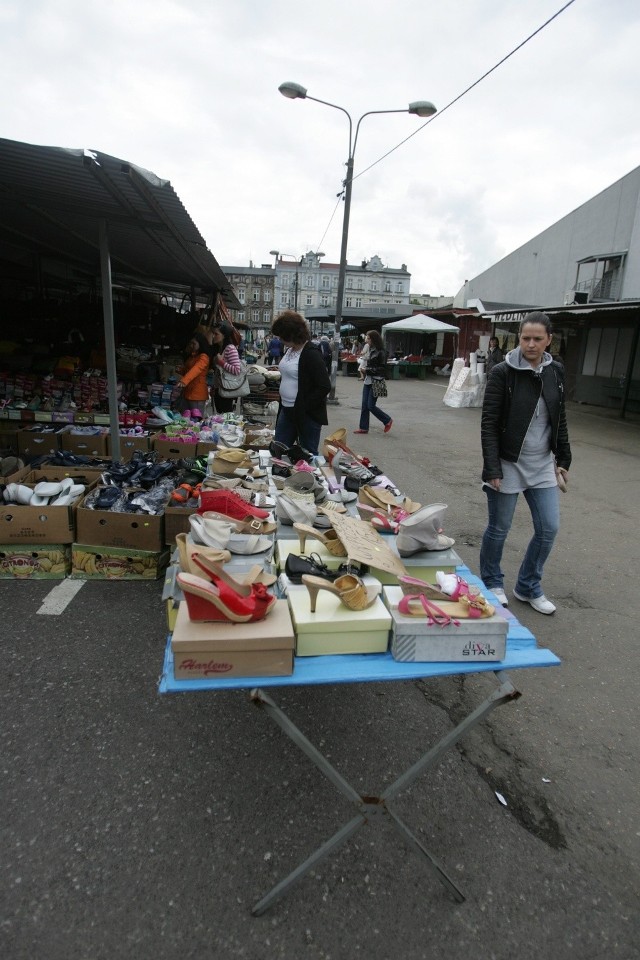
[0,137,239,307]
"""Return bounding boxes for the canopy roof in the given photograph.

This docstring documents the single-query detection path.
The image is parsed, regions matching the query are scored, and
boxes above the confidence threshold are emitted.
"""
[382,313,460,334]
[0,137,238,307]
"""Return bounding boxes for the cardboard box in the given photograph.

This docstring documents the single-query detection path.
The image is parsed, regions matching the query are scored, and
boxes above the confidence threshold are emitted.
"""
[75,496,165,551]
[164,504,198,545]
[109,434,150,461]
[17,466,106,485]
[0,499,78,544]
[152,437,198,460]
[171,598,294,679]
[195,440,218,458]
[61,428,110,458]
[0,544,71,578]
[72,543,169,579]
[16,426,64,459]
[287,584,391,656]
[383,586,508,662]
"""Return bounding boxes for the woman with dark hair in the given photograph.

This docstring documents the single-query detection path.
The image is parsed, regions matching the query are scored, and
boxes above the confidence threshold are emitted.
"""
[211,320,243,414]
[271,310,330,456]
[480,311,571,614]
[485,336,504,374]
[172,332,210,414]
[354,329,392,434]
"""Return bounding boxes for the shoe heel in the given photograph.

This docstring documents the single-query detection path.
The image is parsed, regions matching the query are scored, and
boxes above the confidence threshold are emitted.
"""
[182,590,227,622]
[296,529,308,553]
[305,581,320,613]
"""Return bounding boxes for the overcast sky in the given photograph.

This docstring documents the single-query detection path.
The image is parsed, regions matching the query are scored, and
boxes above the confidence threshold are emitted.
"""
[2,0,639,297]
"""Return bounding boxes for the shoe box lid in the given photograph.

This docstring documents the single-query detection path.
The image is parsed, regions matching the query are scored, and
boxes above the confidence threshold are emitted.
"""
[287,584,391,636]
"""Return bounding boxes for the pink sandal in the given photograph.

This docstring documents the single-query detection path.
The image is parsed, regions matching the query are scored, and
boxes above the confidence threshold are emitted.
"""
[397,593,458,627]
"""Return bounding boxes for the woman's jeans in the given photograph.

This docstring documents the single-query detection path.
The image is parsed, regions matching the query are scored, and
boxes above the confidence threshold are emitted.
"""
[359,383,391,430]
[275,405,321,456]
[480,485,560,599]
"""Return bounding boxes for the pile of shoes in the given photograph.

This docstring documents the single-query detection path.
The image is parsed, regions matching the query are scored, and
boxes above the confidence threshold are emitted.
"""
[3,478,85,507]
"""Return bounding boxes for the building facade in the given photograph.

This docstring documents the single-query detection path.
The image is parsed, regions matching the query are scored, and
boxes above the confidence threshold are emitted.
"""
[273,251,412,314]
[219,263,275,337]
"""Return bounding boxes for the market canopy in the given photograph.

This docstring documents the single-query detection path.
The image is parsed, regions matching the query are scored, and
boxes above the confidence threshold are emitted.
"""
[0,137,239,307]
[382,313,460,334]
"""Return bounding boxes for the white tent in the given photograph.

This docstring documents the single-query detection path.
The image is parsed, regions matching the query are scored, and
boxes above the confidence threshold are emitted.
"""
[381,313,460,334]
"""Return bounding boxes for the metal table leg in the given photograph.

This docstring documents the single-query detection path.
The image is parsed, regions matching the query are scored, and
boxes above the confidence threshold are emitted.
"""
[250,672,520,915]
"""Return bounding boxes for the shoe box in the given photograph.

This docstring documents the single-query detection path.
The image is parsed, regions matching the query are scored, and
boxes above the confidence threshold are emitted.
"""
[75,492,165,552]
[382,586,509,662]
[152,437,199,460]
[71,543,170,580]
[275,538,346,573]
[286,582,391,656]
[60,426,110,458]
[195,440,218,458]
[0,544,71,579]
[16,425,66,459]
[170,598,294,680]
[372,539,463,586]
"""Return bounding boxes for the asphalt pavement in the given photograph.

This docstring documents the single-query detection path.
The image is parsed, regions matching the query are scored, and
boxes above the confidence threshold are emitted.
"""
[2,372,639,960]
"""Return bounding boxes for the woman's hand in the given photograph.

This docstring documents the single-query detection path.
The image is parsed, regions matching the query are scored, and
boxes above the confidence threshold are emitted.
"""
[489,478,501,490]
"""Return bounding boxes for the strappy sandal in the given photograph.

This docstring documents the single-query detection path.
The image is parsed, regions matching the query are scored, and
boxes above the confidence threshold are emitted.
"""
[398,592,495,621]
[177,572,272,623]
[201,509,276,535]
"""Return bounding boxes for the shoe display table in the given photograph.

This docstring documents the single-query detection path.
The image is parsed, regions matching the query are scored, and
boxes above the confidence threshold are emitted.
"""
[159,567,560,915]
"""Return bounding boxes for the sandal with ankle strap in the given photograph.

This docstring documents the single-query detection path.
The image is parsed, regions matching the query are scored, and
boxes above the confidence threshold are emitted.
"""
[301,573,380,612]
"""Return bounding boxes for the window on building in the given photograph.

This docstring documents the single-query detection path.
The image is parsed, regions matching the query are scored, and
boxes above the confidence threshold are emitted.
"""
[252,309,260,324]
[371,280,378,291]
[282,274,290,287]
[355,297,362,308]
[306,276,313,288]
[356,279,363,290]
[237,311,245,323]
[347,278,353,289]
[396,282,403,293]
[252,287,260,301]
[582,326,635,378]
[346,297,352,307]
[264,289,271,302]
[238,288,246,303]
[384,281,391,292]
[305,294,313,306]
[322,276,330,288]
[321,295,328,307]
[280,293,287,306]
[263,309,271,324]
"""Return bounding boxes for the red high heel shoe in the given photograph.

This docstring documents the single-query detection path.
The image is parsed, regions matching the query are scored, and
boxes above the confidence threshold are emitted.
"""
[191,553,276,617]
[177,571,273,622]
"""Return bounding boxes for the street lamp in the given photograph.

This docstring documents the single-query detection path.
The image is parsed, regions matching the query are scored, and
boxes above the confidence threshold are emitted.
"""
[278,82,437,402]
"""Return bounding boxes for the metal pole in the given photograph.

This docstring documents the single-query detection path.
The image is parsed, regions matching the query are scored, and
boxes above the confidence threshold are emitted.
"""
[99,220,120,462]
[328,154,354,404]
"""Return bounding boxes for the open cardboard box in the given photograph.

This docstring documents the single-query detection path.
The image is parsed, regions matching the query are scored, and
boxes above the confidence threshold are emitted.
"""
[75,490,165,551]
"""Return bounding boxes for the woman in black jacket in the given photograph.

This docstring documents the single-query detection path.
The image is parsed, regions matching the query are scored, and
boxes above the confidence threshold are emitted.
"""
[271,310,330,456]
[479,312,571,615]
[354,330,393,434]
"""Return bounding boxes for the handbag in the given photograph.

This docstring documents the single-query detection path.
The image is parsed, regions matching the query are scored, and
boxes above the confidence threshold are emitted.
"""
[371,377,388,399]
[215,361,250,398]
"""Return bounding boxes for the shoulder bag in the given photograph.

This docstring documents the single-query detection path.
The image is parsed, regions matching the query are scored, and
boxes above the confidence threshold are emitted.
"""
[371,378,388,399]
[215,361,250,398]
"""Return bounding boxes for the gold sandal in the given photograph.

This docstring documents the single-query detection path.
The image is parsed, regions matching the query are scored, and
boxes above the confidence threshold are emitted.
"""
[301,573,379,612]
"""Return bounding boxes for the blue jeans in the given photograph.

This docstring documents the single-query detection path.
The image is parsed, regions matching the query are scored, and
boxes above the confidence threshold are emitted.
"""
[359,383,391,430]
[275,405,322,456]
[479,485,560,599]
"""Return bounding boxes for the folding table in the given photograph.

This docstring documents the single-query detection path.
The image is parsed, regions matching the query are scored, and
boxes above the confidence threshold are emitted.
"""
[159,569,560,915]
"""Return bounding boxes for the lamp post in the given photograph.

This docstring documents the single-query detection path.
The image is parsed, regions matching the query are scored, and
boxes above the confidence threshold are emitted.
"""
[278,82,437,402]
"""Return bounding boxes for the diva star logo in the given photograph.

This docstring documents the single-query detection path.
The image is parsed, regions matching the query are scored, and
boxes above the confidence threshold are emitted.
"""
[179,658,233,676]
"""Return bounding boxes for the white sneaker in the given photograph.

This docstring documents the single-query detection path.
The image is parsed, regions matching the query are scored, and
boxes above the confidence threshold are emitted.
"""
[513,590,556,615]
[491,587,509,607]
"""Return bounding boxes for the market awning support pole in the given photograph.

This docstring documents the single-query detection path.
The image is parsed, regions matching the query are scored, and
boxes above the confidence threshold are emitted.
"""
[99,219,121,462]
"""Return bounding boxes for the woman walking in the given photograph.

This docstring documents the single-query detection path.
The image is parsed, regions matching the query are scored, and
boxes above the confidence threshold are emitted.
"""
[479,312,571,614]
[271,310,330,456]
[354,330,392,435]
